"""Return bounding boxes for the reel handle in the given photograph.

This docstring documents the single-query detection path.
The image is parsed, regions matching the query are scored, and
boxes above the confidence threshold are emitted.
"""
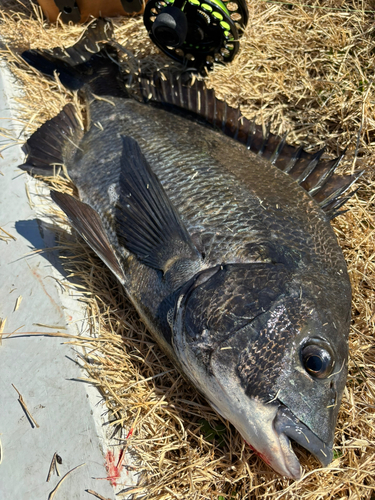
[152,5,188,47]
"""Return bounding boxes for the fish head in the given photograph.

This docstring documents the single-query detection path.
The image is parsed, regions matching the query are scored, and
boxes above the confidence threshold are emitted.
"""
[172,263,350,479]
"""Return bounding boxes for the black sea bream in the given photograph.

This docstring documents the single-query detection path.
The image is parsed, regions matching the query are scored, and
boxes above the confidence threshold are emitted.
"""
[20,20,361,479]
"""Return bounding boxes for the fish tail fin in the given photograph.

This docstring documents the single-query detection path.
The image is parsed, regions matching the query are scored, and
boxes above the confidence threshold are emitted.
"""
[135,72,363,219]
[22,18,127,98]
[19,103,84,176]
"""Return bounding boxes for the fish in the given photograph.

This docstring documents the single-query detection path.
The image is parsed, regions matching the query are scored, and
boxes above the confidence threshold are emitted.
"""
[19,19,361,480]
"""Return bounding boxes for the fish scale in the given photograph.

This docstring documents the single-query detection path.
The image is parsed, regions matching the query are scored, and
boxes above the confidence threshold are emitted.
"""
[74,99,345,280]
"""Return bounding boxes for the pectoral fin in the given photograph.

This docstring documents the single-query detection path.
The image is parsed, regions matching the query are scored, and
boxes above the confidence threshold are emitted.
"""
[115,136,202,276]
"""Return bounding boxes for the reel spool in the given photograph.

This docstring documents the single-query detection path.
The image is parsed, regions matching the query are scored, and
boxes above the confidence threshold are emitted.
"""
[144,0,248,72]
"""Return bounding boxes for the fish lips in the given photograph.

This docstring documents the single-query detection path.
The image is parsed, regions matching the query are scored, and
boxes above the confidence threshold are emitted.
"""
[209,374,333,479]
[209,375,334,479]
[273,405,333,473]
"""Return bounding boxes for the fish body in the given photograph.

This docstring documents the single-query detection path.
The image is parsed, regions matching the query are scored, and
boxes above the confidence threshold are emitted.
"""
[20,22,357,479]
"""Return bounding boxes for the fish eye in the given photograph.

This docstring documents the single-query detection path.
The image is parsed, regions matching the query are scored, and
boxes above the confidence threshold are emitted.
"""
[301,344,333,379]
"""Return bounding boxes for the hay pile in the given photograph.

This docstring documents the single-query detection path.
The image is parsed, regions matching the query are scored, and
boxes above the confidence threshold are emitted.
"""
[1,0,375,498]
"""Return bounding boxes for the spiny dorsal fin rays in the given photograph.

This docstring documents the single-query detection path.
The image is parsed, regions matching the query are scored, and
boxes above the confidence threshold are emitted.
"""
[269,133,288,165]
[306,151,346,197]
[319,170,364,210]
[245,119,257,150]
[295,148,326,184]
[326,194,357,220]
[282,145,303,174]
[257,123,271,156]
[135,71,361,219]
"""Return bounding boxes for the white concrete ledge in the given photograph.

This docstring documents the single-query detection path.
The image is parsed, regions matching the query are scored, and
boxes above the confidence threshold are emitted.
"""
[0,62,120,499]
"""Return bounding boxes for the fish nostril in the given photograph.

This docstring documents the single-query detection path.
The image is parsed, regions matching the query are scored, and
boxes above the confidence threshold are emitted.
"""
[330,380,334,390]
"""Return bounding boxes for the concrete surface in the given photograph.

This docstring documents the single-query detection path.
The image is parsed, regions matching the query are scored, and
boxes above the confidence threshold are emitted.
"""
[0,62,135,499]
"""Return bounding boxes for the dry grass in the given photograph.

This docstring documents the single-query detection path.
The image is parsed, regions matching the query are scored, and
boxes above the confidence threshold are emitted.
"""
[1,0,375,498]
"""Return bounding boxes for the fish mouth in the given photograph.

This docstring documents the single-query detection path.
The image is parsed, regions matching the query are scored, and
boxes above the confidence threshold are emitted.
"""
[272,405,333,479]
[209,389,333,480]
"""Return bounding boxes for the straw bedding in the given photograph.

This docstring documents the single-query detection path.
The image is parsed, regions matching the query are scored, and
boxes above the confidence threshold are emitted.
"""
[0,0,374,498]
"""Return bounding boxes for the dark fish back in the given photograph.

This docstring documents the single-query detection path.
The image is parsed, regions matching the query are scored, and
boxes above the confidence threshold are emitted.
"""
[73,98,347,278]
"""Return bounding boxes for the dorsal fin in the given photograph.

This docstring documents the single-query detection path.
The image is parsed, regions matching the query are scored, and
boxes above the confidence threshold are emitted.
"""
[133,72,363,219]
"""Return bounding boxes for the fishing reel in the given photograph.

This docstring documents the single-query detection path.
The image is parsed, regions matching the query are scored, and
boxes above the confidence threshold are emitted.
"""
[37,0,248,72]
[144,0,248,71]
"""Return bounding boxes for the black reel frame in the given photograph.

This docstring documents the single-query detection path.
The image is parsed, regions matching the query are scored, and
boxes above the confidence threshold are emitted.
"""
[144,0,248,72]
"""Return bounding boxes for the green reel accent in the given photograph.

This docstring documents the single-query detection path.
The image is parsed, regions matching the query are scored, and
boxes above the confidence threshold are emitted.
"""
[201,4,213,13]
[209,0,229,16]
[144,0,248,72]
